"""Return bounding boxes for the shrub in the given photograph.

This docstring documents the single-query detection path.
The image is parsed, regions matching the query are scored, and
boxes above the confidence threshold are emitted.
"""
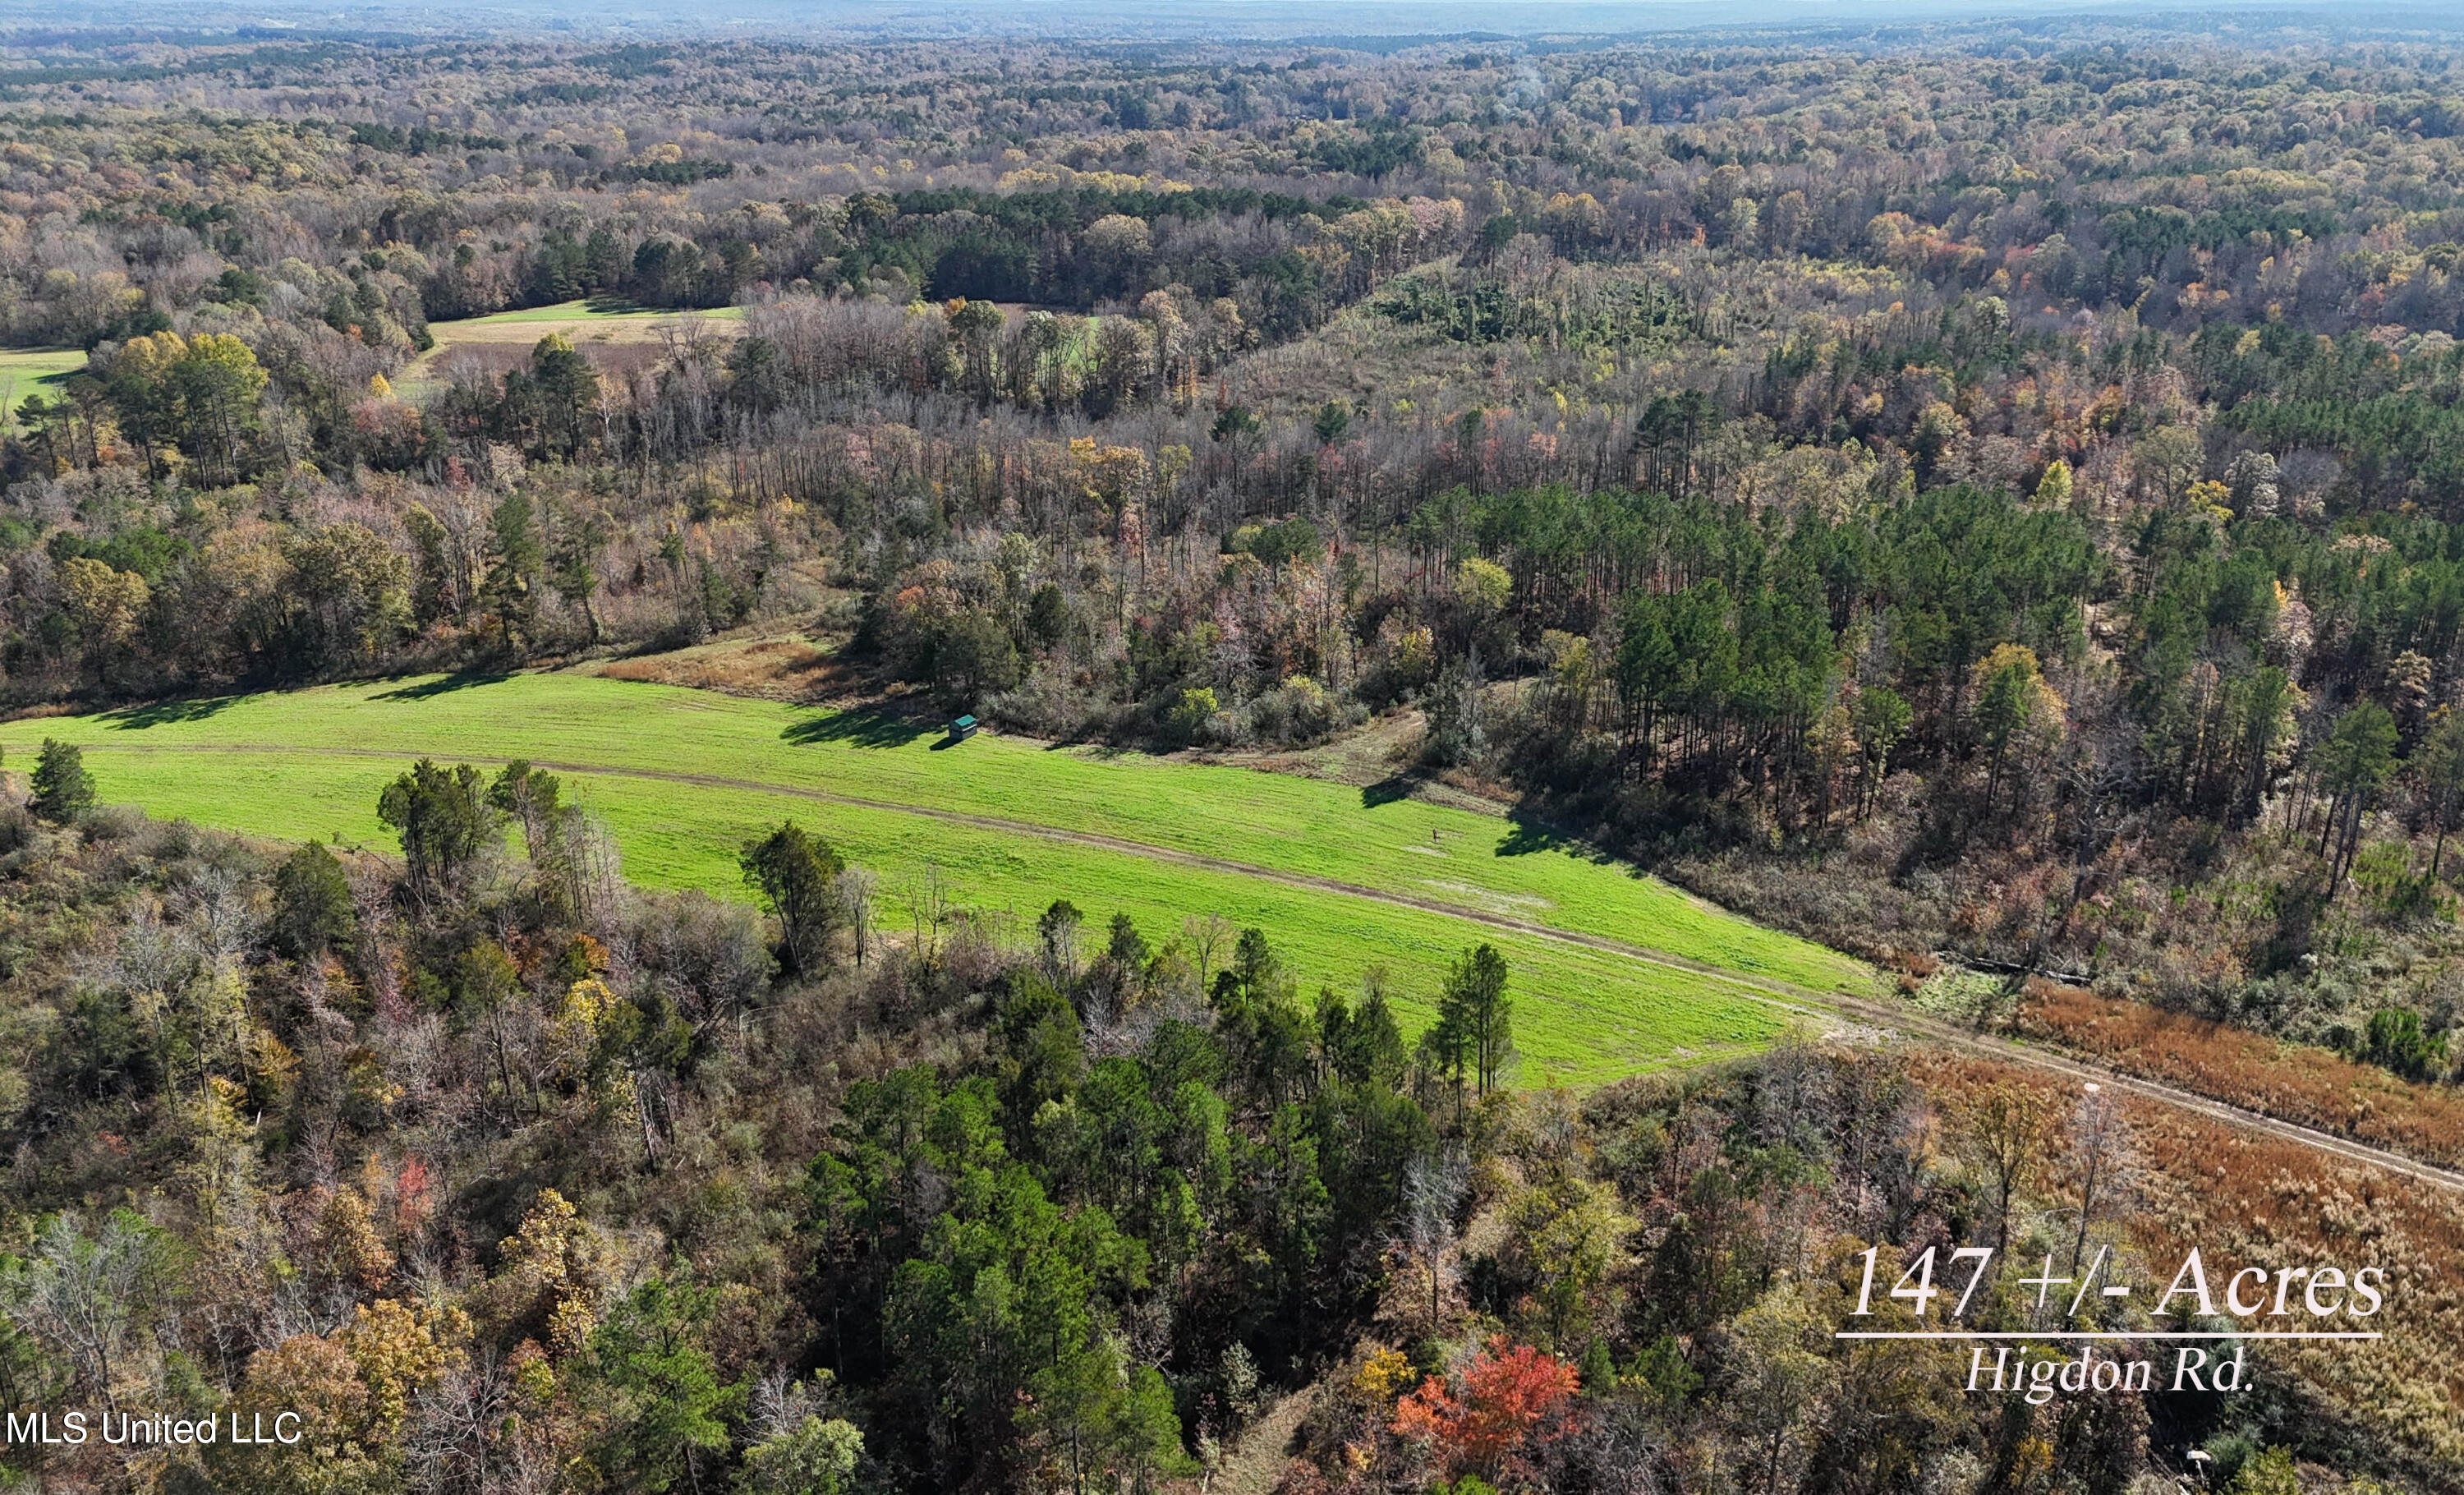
[1366,618,1437,703]
[1453,556,1510,612]
[79,804,145,842]
[1163,685,1219,746]
[1249,674,1345,744]
[2361,1006,2448,1081]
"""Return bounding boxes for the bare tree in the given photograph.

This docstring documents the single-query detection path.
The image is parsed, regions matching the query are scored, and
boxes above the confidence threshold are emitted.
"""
[1184,913,1232,993]
[903,862,953,969]
[564,812,627,937]
[1959,1083,2048,1253]
[1829,1051,1917,1240]
[2066,1082,2135,1276]
[1572,1399,1666,1495]
[411,1348,564,1495]
[181,862,263,965]
[834,866,877,967]
[1400,1146,1469,1334]
[8,1212,164,1407]
[407,1351,508,1495]
[111,896,187,1000]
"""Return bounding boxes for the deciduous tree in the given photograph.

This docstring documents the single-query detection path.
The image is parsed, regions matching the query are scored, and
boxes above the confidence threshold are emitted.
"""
[1392,1336,1580,1480]
[739,821,845,978]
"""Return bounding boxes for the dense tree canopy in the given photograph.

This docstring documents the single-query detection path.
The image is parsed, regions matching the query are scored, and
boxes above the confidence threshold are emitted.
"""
[4,12,2464,1492]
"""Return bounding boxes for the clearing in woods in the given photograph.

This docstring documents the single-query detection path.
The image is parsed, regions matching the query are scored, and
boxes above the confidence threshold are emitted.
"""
[0,345,90,427]
[425,298,746,342]
[7,671,1874,1083]
[0,305,745,408]
[399,299,743,393]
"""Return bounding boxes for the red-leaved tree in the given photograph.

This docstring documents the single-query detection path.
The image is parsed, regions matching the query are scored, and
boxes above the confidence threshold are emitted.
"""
[1391,1336,1581,1479]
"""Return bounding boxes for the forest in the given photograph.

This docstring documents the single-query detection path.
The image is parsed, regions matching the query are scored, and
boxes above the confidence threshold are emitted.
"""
[2,748,2455,1493]
[4,7,2464,1493]
[7,12,2464,1072]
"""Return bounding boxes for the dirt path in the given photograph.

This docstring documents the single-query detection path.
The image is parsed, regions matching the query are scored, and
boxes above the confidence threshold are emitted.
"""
[63,738,2464,1195]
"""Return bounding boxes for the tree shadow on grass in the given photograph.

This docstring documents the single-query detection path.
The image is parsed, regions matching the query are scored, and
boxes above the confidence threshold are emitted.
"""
[1361,775,1417,808]
[1495,813,1613,862]
[99,695,245,729]
[374,672,512,702]
[782,710,936,749]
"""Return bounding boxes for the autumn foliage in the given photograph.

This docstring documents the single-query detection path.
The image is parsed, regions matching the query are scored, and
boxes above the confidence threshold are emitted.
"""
[1391,1336,1580,1477]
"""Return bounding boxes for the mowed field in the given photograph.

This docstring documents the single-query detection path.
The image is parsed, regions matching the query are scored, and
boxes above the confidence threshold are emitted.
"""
[0,345,89,426]
[425,298,746,345]
[403,299,742,394]
[7,673,1873,1083]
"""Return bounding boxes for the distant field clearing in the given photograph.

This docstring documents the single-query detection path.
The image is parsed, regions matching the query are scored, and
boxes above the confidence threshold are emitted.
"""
[427,298,745,344]
[0,346,89,427]
[406,299,742,392]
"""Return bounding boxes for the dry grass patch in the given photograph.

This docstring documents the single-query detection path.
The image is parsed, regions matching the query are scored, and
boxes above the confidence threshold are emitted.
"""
[1914,1050,2464,1487]
[595,633,846,701]
[2016,982,2464,1169]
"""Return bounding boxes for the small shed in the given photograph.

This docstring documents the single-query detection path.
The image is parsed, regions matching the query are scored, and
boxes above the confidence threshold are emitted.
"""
[947,714,979,743]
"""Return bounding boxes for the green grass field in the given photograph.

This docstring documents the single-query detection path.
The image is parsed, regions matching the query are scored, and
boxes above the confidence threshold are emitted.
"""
[0,346,89,426]
[6,672,1872,1082]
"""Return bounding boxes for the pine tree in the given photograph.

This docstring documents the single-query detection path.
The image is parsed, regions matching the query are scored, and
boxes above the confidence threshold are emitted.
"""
[272,840,356,958]
[1437,944,1514,1098]
[2318,702,2397,898]
[30,738,95,823]
[481,491,545,648]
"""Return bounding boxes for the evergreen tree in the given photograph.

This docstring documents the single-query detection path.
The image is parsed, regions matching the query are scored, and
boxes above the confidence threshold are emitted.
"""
[481,491,545,648]
[376,759,499,911]
[2418,707,2464,879]
[548,504,609,643]
[582,1278,744,1494]
[402,504,458,627]
[272,840,356,958]
[526,333,600,458]
[30,738,95,823]
[2318,702,2397,898]
[1438,944,1514,1098]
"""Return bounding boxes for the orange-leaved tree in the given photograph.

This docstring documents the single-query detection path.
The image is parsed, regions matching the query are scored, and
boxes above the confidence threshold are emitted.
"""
[1391,1335,1581,1478]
